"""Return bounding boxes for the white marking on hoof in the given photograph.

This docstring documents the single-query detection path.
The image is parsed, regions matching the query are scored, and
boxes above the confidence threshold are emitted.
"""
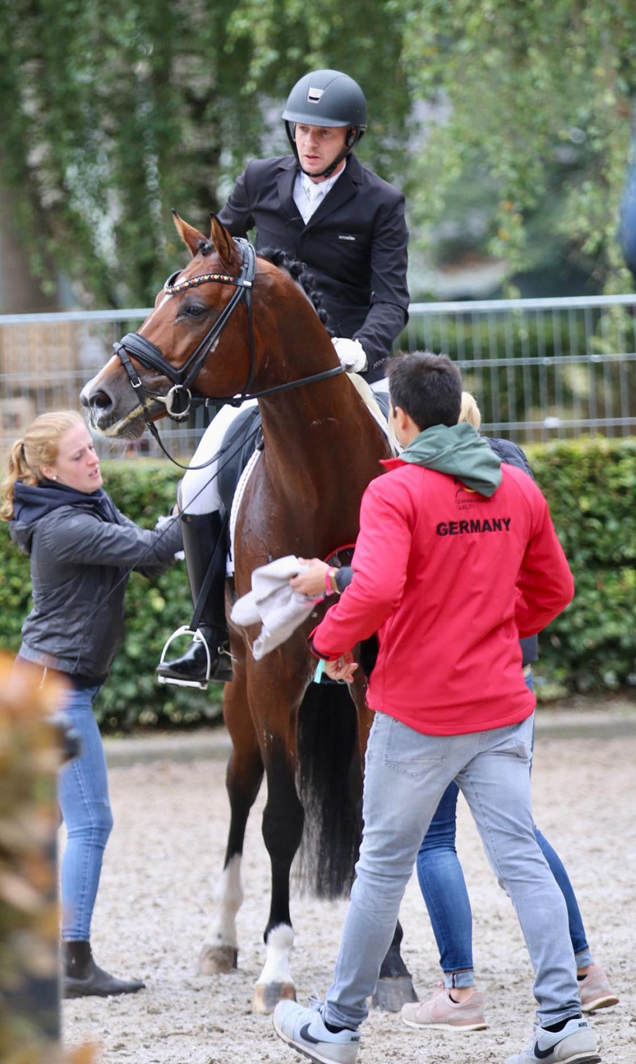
[199,854,243,974]
[252,980,296,1015]
[253,923,296,1012]
[213,854,244,943]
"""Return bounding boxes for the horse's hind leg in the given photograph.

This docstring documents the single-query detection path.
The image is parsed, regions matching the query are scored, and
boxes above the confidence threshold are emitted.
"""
[374,920,418,1010]
[251,727,304,1014]
[198,678,264,975]
[244,669,306,1015]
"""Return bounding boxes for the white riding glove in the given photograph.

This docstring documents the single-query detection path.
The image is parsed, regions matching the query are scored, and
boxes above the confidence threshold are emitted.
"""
[154,513,184,559]
[332,337,368,374]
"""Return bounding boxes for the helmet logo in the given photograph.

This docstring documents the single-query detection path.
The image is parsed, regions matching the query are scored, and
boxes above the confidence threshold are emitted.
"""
[307,86,324,104]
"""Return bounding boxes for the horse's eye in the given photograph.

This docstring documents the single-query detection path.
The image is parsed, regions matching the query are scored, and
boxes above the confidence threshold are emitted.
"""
[182,302,207,318]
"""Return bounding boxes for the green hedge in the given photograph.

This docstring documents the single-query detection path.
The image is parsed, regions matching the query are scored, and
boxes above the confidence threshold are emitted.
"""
[1,442,635,727]
[526,437,636,695]
[0,462,223,731]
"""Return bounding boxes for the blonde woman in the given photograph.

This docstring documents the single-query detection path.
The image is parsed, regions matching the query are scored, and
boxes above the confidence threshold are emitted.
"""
[2,411,182,998]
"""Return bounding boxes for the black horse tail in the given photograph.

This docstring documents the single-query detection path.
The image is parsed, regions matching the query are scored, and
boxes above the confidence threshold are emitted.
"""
[295,682,363,899]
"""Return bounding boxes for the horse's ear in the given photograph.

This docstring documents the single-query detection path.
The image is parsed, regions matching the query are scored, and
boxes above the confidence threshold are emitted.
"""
[210,215,243,274]
[171,209,207,258]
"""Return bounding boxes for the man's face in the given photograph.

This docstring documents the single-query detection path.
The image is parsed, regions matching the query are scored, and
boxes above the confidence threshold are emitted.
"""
[294,124,349,181]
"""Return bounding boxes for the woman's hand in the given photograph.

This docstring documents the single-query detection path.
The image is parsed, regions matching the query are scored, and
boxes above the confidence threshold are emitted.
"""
[290,557,330,597]
[324,652,358,684]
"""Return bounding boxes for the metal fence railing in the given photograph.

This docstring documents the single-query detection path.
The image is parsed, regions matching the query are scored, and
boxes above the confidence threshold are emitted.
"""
[2,294,636,459]
[0,308,208,461]
[405,294,636,441]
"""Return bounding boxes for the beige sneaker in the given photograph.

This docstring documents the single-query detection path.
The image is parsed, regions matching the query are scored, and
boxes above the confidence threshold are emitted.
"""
[578,962,619,1012]
[401,986,487,1031]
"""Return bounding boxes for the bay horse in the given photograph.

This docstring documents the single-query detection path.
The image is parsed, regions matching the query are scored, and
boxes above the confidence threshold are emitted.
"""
[81,214,415,1014]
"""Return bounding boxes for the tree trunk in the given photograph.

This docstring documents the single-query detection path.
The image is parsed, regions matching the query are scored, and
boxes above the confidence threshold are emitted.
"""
[0,184,59,313]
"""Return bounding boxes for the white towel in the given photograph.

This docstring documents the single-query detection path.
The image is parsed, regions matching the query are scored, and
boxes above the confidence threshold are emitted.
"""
[230,556,321,660]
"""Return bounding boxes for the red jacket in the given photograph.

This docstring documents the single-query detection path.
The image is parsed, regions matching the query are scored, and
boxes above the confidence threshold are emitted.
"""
[310,460,574,736]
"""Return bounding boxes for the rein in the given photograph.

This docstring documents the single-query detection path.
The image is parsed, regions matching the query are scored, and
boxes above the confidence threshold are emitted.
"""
[112,237,344,468]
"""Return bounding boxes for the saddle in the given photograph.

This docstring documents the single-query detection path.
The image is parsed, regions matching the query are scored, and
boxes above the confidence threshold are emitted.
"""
[370,388,390,421]
[218,405,263,518]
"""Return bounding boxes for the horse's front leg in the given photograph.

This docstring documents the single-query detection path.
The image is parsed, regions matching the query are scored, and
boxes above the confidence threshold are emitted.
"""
[199,671,264,975]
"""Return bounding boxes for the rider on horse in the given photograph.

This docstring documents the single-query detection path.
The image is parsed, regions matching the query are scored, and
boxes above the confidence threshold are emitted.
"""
[157,68,410,687]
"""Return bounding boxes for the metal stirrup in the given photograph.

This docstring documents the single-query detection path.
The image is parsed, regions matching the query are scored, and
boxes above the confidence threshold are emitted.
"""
[157,626,212,690]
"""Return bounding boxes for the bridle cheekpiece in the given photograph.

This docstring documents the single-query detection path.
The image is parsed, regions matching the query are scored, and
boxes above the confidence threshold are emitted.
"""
[110,235,344,466]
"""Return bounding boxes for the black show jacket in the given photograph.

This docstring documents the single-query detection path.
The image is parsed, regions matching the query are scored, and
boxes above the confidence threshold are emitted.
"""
[218,153,409,382]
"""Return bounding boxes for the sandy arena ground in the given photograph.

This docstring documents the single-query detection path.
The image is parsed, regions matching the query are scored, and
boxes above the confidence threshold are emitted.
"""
[63,733,636,1064]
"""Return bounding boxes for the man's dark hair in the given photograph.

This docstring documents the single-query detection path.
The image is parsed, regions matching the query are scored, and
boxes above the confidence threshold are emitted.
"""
[387,351,462,431]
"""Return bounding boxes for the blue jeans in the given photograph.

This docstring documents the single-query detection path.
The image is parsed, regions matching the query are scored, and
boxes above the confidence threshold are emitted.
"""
[58,685,113,941]
[417,675,592,987]
[325,712,580,1031]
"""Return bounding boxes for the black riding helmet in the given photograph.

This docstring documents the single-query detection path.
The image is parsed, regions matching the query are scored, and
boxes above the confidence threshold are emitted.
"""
[282,69,367,178]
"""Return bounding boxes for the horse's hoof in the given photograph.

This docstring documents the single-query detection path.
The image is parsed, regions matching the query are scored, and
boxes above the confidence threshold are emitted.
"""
[197,943,238,975]
[252,981,296,1015]
[372,975,418,1012]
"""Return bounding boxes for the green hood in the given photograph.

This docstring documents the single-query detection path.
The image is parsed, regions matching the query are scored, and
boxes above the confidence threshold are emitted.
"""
[400,422,502,496]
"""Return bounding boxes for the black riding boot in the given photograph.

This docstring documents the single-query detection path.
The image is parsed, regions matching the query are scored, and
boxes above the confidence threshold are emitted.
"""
[63,940,145,999]
[156,510,233,686]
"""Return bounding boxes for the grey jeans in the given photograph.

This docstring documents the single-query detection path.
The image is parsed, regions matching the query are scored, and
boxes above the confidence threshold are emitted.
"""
[324,711,580,1030]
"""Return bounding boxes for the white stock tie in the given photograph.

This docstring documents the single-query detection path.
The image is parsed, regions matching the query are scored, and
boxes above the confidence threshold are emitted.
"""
[306,181,325,217]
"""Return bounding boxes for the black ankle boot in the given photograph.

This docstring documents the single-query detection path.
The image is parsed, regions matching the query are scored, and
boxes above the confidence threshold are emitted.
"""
[157,511,233,687]
[63,940,145,999]
[158,624,234,685]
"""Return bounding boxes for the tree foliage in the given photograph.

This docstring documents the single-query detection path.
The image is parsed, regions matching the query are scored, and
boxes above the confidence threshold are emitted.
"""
[0,0,410,307]
[0,0,634,306]
[402,0,636,293]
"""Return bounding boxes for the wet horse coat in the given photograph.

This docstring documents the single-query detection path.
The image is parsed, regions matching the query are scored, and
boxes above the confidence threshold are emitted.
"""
[81,215,415,1012]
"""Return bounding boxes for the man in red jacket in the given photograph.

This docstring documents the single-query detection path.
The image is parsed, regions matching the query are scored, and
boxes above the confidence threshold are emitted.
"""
[273,353,600,1064]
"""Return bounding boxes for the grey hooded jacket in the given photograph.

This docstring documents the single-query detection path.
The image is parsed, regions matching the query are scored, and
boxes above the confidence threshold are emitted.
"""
[9,479,182,681]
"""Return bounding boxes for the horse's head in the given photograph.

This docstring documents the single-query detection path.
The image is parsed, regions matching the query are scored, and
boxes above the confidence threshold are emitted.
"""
[82,215,324,439]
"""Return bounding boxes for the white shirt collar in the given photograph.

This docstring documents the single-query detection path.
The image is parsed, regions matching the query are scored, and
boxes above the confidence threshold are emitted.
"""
[293,160,346,224]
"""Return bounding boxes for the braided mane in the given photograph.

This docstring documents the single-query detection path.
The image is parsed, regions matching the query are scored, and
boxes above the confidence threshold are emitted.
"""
[259,247,334,335]
[196,236,333,335]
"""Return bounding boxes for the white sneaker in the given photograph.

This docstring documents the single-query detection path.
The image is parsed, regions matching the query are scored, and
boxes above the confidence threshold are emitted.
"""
[273,999,360,1064]
[505,1016,600,1064]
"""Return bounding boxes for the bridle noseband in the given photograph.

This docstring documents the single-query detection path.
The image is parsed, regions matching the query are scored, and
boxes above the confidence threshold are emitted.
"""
[112,237,344,443]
